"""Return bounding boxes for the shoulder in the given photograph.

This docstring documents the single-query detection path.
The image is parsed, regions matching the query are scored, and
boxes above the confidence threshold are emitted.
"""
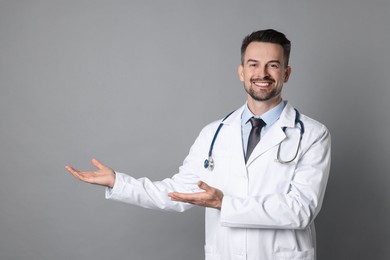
[283,102,330,143]
[299,112,331,143]
[198,118,225,139]
[284,102,329,134]
[200,106,245,135]
[300,112,329,131]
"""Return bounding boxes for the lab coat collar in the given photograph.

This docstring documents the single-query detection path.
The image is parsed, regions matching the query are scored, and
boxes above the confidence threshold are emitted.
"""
[221,101,296,128]
[277,101,298,129]
[220,101,298,166]
[220,105,245,126]
[246,102,297,165]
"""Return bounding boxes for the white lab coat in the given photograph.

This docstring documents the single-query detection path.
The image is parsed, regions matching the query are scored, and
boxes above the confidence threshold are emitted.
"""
[106,102,331,260]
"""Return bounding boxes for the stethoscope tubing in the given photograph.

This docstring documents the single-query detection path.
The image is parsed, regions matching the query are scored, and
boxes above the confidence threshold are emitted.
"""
[204,111,234,171]
[204,108,304,171]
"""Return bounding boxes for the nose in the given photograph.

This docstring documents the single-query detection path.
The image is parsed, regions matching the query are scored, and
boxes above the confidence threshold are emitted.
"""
[255,66,270,79]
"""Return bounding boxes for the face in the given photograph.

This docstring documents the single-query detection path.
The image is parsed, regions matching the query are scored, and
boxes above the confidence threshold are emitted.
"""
[238,42,291,106]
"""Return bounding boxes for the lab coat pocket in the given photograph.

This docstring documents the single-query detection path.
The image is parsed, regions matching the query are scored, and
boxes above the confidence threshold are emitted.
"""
[273,247,314,260]
[204,245,221,260]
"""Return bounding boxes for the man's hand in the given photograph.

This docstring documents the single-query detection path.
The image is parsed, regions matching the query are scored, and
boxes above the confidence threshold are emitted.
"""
[168,181,224,210]
[65,158,116,188]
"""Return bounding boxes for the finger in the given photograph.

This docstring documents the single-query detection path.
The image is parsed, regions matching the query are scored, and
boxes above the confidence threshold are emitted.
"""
[65,165,78,175]
[169,192,201,203]
[65,166,84,180]
[91,158,105,170]
[169,192,187,201]
[170,196,196,205]
[169,192,185,200]
[169,194,184,202]
[168,193,188,203]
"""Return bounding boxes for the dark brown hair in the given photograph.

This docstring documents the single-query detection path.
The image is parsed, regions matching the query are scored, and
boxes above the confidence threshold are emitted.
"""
[240,29,291,66]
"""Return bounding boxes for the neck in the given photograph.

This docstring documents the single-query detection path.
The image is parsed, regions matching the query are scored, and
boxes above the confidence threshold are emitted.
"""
[247,96,282,116]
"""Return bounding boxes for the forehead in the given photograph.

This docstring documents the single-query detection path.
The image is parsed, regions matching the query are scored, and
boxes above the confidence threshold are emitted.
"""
[244,42,284,63]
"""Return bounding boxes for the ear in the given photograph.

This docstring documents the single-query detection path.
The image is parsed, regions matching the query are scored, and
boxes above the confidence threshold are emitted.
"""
[238,64,244,82]
[284,66,292,83]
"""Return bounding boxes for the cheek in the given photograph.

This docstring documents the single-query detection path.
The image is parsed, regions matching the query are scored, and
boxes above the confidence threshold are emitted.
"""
[240,74,249,84]
[273,72,285,83]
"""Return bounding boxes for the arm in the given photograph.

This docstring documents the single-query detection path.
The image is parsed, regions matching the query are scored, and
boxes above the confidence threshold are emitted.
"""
[65,125,214,212]
[66,158,200,212]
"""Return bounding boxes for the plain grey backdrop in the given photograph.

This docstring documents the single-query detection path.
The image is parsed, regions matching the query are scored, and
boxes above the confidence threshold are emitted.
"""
[1,1,389,259]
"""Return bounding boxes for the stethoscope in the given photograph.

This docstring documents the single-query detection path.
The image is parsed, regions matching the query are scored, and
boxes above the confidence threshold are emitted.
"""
[204,108,305,171]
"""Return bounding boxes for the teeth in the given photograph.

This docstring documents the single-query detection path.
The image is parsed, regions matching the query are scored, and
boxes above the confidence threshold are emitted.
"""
[254,82,270,87]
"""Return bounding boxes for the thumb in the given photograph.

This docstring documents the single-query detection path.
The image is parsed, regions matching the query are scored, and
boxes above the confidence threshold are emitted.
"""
[91,158,105,170]
[198,181,211,191]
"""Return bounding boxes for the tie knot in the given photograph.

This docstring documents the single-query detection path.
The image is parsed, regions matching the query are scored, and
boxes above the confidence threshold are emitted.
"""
[249,117,266,128]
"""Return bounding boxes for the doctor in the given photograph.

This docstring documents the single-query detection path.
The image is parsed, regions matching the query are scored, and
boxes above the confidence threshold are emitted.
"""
[66,29,331,260]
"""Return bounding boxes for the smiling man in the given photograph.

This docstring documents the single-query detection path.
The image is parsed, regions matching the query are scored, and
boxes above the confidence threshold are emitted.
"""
[239,40,291,115]
[66,29,331,260]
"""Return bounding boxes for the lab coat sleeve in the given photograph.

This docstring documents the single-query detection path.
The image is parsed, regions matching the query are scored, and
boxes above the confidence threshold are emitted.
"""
[105,172,194,212]
[105,125,213,212]
[220,124,331,229]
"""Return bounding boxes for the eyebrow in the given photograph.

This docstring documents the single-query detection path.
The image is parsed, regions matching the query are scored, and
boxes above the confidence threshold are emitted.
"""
[246,59,258,63]
[246,59,281,64]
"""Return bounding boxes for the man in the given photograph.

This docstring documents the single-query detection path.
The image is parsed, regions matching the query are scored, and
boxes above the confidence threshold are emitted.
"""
[66,29,331,260]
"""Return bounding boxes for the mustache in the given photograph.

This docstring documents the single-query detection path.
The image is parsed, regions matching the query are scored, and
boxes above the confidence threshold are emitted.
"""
[250,76,275,83]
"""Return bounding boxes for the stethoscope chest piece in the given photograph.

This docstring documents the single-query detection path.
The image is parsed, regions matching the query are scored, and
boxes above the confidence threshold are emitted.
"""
[204,156,214,171]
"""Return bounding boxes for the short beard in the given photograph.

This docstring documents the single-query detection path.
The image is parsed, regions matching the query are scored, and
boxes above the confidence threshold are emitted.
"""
[246,84,282,102]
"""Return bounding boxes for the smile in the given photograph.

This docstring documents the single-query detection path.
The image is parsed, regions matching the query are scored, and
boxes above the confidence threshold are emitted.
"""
[251,81,273,88]
[254,82,270,87]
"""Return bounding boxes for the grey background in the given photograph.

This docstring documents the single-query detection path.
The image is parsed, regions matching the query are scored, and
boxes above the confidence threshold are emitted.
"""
[0,0,389,259]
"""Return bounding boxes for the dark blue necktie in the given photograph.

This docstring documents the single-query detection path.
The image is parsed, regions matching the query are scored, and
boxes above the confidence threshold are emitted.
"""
[245,117,266,162]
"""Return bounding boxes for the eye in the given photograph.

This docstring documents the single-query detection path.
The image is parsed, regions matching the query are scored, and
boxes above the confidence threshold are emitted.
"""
[267,63,280,70]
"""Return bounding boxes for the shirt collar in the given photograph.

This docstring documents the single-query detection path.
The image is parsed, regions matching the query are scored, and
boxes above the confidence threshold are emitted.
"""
[241,100,286,127]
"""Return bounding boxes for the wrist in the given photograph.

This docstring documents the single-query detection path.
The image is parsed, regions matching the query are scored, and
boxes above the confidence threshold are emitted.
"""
[217,193,224,210]
[108,171,116,188]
